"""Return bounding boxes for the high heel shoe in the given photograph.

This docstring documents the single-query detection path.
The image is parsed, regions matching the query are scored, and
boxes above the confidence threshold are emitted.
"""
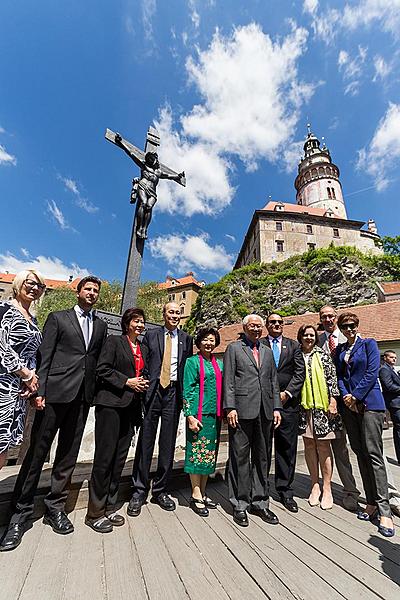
[189,497,209,517]
[320,496,333,510]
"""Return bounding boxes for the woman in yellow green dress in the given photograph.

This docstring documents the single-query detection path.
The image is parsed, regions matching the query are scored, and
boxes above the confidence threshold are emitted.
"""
[183,327,223,517]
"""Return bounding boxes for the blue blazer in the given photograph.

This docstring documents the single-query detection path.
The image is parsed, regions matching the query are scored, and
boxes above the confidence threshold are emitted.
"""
[336,337,386,411]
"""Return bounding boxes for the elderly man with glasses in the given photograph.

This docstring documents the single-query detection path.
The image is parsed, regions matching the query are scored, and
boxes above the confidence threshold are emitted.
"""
[223,314,281,527]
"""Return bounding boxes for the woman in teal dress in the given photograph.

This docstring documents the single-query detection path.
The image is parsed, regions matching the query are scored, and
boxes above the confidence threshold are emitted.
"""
[183,327,223,517]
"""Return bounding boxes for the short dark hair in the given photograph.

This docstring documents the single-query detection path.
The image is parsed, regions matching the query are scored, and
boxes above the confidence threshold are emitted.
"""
[383,350,396,359]
[77,275,102,293]
[266,312,283,324]
[297,324,318,345]
[121,307,146,335]
[337,312,359,329]
[195,326,220,349]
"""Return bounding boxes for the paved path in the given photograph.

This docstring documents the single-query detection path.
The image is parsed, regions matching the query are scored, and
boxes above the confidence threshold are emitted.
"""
[0,437,399,599]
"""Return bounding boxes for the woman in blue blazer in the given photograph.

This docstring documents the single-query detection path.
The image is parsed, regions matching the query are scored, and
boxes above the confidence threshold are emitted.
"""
[336,312,394,537]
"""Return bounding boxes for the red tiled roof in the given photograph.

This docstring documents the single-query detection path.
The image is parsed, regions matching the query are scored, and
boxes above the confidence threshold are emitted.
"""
[0,272,79,290]
[380,282,400,295]
[158,274,204,290]
[262,201,343,219]
[217,301,400,354]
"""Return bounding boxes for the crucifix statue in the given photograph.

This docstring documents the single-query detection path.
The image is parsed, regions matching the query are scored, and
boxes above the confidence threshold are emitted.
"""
[105,126,186,312]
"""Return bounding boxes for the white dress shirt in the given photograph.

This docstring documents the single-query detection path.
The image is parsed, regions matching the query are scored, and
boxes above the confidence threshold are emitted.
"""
[268,334,282,352]
[322,327,340,349]
[74,304,93,348]
[164,327,178,381]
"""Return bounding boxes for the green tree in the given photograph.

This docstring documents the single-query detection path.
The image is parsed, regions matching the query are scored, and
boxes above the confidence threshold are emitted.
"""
[378,235,400,256]
[96,281,123,313]
[36,286,76,329]
[137,281,168,324]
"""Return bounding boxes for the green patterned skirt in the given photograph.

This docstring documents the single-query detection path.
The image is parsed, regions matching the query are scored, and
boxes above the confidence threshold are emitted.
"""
[184,414,220,475]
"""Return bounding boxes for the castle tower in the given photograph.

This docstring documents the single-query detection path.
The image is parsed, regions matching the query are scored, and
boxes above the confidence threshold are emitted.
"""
[294,125,347,219]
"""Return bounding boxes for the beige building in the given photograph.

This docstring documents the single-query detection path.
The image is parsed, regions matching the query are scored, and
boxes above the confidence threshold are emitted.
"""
[235,127,381,268]
[158,272,205,324]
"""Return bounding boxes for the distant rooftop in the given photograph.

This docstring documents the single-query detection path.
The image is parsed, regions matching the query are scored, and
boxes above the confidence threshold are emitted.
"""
[262,201,343,219]
[158,272,206,290]
[0,272,81,290]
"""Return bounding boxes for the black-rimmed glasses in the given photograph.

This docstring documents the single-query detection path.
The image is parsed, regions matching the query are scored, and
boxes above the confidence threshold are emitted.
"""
[24,279,46,291]
[340,323,357,331]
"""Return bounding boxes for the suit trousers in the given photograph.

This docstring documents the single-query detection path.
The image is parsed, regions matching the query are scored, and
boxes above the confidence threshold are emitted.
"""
[87,404,137,519]
[274,408,299,498]
[330,425,360,499]
[228,411,274,511]
[389,407,400,464]
[132,384,180,499]
[342,408,391,518]
[10,390,89,524]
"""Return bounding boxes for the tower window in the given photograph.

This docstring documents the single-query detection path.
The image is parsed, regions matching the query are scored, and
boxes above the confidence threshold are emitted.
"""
[306,224,313,234]
[308,243,316,250]
[276,221,283,231]
[327,188,332,199]
[331,187,336,199]
[169,293,175,301]
[181,291,186,299]
[276,240,284,253]
[333,228,340,238]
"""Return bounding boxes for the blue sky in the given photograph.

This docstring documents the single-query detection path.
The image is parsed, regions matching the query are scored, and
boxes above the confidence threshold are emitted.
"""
[1,0,400,284]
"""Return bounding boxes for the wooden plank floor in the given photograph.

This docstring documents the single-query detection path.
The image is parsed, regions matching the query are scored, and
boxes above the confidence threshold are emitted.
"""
[0,438,399,599]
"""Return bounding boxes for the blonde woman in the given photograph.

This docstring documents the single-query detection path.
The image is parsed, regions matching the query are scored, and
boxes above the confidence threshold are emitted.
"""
[0,270,45,469]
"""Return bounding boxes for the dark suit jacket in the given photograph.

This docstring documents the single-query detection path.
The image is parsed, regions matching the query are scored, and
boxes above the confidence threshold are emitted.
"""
[223,338,281,420]
[36,308,107,404]
[141,326,193,407]
[379,363,400,409]
[94,335,147,422]
[336,337,385,411]
[261,336,305,411]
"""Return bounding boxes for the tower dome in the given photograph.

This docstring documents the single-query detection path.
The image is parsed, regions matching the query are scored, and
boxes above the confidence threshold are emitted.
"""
[294,124,347,219]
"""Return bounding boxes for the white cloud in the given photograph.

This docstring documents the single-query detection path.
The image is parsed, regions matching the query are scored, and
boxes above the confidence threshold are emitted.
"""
[182,24,314,165]
[149,233,233,272]
[20,248,30,258]
[155,107,234,216]
[225,234,236,242]
[337,46,367,96]
[0,126,5,134]
[58,175,99,213]
[153,23,315,216]
[188,0,200,29]
[311,0,400,41]
[141,0,157,44]
[373,55,392,81]
[0,144,16,166]
[0,252,89,280]
[303,0,319,15]
[46,200,72,230]
[282,140,304,173]
[357,103,400,191]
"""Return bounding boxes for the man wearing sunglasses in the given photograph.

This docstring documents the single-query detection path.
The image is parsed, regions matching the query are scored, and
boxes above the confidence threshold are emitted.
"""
[318,305,361,512]
[261,314,305,513]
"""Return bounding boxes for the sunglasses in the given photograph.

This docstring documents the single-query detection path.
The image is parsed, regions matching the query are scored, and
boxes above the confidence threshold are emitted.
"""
[340,323,357,331]
[24,279,46,291]
[268,319,283,325]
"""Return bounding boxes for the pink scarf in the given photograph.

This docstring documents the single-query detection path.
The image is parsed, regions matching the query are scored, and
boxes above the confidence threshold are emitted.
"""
[198,354,223,422]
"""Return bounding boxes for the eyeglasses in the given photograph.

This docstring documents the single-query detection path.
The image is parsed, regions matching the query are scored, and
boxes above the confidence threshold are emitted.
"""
[24,279,46,291]
[246,324,263,329]
[340,323,357,331]
[320,314,335,320]
[268,319,283,325]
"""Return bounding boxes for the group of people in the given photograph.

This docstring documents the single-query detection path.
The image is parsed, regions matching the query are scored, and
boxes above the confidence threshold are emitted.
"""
[0,270,399,552]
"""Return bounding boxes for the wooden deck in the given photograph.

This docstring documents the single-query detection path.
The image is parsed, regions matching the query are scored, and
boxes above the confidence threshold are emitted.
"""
[0,436,399,599]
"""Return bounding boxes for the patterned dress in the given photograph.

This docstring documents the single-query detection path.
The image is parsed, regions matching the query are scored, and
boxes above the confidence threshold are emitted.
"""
[183,355,223,475]
[0,302,42,453]
[300,346,342,440]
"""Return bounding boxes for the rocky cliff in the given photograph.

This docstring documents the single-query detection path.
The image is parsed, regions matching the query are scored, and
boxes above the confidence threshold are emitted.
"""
[185,246,400,333]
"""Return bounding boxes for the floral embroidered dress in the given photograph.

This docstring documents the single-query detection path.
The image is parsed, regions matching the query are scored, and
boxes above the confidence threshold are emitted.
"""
[0,302,42,454]
[183,355,223,475]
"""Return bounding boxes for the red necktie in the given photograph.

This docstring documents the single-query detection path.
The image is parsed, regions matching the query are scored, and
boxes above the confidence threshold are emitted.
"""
[252,345,259,366]
[328,334,336,357]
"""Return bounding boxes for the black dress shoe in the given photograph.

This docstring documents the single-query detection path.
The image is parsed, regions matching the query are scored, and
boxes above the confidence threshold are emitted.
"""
[85,516,113,534]
[189,497,209,517]
[43,511,74,534]
[0,523,25,552]
[151,493,176,511]
[106,512,125,526]
[203,496,218,509]
[127,497,144,517]
[249,507,279,524]
[233,509,249,527]
[281,497,298,513]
